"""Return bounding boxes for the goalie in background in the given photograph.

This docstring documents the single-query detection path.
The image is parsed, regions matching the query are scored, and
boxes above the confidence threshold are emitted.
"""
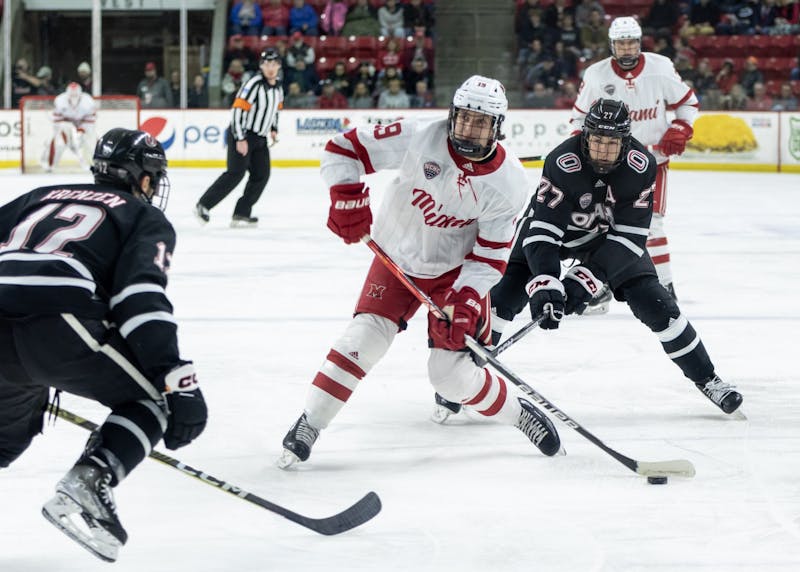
[40,82,97,172]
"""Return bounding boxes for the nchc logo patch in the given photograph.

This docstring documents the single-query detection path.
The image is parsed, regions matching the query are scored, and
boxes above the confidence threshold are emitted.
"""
[423,161,441,179]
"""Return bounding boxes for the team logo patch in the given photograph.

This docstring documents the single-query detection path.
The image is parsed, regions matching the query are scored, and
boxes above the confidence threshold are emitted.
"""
[423,161,441,179]
[604,84,616,96]
[366,283,386,299]
[579,193,592,209]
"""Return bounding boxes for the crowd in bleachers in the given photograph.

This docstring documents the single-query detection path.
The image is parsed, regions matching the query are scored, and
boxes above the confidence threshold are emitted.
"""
[516,0,800,111]
[225,0,436,109]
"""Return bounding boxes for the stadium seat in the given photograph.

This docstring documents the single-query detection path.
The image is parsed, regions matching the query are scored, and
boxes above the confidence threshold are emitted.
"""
[764,79,782,97]
[347,35,377,59]
[688,35,713,56]
[725,35,749,57]
[315,56,337,78]
[317,35,348,58]
[791,80,800,97]
[748,35,773,58]
[771,35,796,57]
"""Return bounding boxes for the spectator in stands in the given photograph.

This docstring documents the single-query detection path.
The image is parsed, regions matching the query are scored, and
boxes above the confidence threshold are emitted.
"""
[318,80,348,108]
[342,0,380,37]
[221,58,250,107]
[772,82,798,111]
[286,31,316,72]
[262,0,290,36]
[774,0,800,34]
[746,81,774,110]
[225,34,259,73]
[321,0,348,36]
[136,61,173,108]
[574,0,604,29]
[524,54,562,93]
[329,61,352,96]
[674,54,696,86]
[230,0,263,36]
[403,56,433,95]
[740,56,764,97]
[348,81,375,108]
[289,0,319,36]
[700,85,726,110]
[556,12,583,60]
[653,34,676,61]
[553,80,578,109]
[76,61,92,94]
[518,8,551,54]
[551,40,577,79]
[36,66,58,96]
[12,58,41,108]
[643,0,680,38]
[403,0,435,37]
[717,0,760,35]
[409,79,435,108]
[401,30,435,71]
[722,83,749,109]
[673,36,696,66]
[377,76,410,108]
[755,0,780,33]
[379,0,406,38]
[580,8,609,61]
[350,60,376,94]
[693,58,719,96]
[524,80,555,108]
[791,54,800,81]
[518,37,547,71]
[374,64,402,99]
[715,58,739,95]
[544,0,574,29]
[285,59,318,95]
[187,73,209,108]
[686,0,721,37]
[284,80,318,108]
[169,70,181,106]
[381,37,404,70]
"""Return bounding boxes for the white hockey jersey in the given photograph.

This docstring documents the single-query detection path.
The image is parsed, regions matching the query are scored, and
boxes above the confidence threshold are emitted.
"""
[321,118,530,297]
[570,53,698,163]
[52,92,97,129]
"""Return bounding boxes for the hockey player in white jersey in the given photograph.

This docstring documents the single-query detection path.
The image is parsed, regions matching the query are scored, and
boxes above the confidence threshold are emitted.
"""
[571,16,698,310]
[278,76,561,468]
[41,82,97,171]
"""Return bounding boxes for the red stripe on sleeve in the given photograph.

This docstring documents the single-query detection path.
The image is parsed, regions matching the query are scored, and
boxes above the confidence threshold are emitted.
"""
[325,140,358,160]
[476,235,512,250]
[327,349,366,379]
[646,237,668,248]
[650,254,671,265]
[465,252,507,275]
[343,129,375,174]
[312,373,353,402]
[666,89,698,110]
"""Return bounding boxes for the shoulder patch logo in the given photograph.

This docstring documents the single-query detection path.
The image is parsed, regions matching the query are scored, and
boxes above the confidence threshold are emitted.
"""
[579,193,592,209]
[556,152,582,173]
[423,161,441,179]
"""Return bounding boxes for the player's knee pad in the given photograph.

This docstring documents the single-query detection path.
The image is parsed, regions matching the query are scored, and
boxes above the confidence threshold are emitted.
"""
[331,313,397,374]
[427,349,479,401]
[621,276,679,332]
[649,213,665,239]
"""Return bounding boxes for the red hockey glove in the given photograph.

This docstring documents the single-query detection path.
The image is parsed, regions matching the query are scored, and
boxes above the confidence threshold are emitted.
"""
[563,265,602,315]
[430,287,482,350]
[327,182,372,244]
[658,120,693,156]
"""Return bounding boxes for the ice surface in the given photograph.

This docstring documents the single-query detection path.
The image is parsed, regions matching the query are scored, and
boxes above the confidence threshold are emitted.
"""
[1,166,799,571]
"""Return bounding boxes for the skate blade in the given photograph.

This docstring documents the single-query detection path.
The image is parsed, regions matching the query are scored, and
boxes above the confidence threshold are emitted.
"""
[729,408,747,421]
[431,405,457,424]
[229,220,258,229]
[276,449,301,470]
[581,302,610,316]
[42,493,121,563]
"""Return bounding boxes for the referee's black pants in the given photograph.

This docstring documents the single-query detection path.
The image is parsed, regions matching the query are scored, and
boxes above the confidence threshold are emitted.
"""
[198,129,271,218]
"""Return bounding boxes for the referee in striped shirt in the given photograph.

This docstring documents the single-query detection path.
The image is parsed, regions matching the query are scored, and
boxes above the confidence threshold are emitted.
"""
[195,48,283,227]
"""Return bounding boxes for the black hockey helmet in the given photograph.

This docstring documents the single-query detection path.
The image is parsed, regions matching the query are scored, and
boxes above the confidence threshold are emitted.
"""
[91,128,170,210]
[582,98,631,174]
[260,48,281,63]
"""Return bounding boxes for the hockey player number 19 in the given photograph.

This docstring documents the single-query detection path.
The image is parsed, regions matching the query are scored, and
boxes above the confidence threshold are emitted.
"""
[373,122,402,139]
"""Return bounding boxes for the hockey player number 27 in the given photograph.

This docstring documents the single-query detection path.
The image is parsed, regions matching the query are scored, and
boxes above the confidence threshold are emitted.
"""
[0,203,104,255]
[373,122,402,139]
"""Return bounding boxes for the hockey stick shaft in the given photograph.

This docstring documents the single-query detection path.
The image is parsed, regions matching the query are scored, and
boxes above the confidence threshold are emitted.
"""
[56,408,381,535]
[518,155,543,162]
[362,235,695,478]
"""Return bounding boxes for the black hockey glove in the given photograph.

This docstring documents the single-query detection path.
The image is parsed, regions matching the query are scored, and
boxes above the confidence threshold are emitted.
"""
[563,265,602,315]
[161,364,208,450]
[526,274,565,330]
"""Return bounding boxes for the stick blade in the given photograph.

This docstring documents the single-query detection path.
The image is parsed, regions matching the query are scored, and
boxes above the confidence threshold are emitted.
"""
[636,459,696,478]
[299,491,382,535]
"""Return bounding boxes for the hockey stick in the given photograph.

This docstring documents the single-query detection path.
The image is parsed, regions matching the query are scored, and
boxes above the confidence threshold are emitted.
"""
[55,408,382,535]
[470,316,544,367]
[362,234,695,479]
[518,155,543,162]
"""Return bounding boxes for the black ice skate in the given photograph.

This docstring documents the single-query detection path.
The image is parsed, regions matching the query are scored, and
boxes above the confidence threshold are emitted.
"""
[230,214,259,228]
[277,413,320,469]
[42,463,128,562]
[194,203,210,225]
[696,375,743,414]
[583,284,613,315]
[516,398,562,456]
[431,392,462,424]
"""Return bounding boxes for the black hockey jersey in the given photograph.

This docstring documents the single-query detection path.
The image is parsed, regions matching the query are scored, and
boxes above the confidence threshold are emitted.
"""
[0,183,180,381]
[521,135,657,284]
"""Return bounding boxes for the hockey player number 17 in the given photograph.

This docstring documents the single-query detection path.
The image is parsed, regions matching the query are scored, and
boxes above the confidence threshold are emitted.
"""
[373,122,402,139]
[0,203,105,255]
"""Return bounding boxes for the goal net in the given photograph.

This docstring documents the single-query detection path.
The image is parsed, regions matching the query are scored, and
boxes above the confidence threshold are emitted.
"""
[20,95,140,173]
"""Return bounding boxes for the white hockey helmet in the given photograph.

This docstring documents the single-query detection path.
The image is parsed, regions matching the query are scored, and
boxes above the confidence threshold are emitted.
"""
[448,75,507,160]
[66,82,82,105]
[608,16,642,69]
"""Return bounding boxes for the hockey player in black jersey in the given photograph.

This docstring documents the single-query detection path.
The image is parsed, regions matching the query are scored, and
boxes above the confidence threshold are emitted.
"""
[488,99,742,416]
[0,128,207,562]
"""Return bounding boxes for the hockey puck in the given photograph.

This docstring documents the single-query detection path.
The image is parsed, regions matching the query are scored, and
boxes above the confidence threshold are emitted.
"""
[647,476,668,485]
